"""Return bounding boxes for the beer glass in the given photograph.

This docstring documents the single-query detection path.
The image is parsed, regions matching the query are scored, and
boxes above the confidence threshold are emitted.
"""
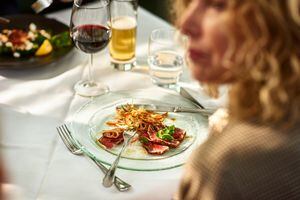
[109,0,138,71]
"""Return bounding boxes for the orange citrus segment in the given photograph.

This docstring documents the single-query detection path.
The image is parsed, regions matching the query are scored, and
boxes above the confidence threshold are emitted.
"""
[35,39,53,56]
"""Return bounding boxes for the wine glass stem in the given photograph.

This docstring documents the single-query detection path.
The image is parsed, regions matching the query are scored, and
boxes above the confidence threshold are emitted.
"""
[88,53,94,84]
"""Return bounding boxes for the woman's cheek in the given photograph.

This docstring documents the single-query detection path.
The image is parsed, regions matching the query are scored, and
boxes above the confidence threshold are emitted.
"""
[192,63,208,82]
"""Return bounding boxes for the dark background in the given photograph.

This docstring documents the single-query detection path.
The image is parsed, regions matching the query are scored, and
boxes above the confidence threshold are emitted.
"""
[139,0,170,22]
[0,0,171,22]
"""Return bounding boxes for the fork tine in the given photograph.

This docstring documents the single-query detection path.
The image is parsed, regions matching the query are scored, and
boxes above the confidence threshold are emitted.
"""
[62,124,79,145]
[62,124,71,134]
[61,125,75,144]
[58,124,82,155]
[57,126,75,152]
[59,126,75,147]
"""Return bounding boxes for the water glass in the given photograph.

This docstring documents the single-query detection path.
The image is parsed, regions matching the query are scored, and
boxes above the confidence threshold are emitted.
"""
[148,28,186,88]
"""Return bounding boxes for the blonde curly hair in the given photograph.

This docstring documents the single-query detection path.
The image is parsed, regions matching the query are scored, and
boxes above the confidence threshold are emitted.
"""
[174,0,300,127]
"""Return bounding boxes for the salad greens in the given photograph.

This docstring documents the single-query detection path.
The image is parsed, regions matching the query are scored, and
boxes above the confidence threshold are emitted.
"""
[157,125,176,141]
[50,31,72,49]
[0,22,72,58]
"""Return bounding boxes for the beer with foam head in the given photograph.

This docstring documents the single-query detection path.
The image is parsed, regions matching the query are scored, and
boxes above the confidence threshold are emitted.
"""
[109,16,137,61]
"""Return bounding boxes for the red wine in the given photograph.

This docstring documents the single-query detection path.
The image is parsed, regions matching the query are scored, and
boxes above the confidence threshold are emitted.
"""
[72,24,110,53]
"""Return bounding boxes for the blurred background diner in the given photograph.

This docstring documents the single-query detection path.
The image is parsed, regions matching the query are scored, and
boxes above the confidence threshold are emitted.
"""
[174,0,300,199]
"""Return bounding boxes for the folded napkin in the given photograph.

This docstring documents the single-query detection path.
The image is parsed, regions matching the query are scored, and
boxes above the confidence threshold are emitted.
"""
[180,85,228,110]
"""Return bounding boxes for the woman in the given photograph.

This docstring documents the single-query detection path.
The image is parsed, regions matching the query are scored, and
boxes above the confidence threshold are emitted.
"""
[174,0,300,199]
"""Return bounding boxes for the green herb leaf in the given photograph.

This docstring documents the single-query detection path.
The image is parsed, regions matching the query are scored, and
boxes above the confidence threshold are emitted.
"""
[169,125,175,131]
[168,125,175,135]
[163,128,170,135]
[0,45,12,55]
[156,130,163,138]
[161,134,174,141]
[50,31,72,49]
[139,137,149,144]
[34,33,47,46]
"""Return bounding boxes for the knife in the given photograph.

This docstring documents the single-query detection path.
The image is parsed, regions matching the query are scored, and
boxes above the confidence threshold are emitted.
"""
[117,104,214,116]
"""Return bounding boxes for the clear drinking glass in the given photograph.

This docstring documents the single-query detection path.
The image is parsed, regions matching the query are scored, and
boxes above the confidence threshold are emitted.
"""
[70,0,111,97]
[109,0,138,71]
[148,28,186,89]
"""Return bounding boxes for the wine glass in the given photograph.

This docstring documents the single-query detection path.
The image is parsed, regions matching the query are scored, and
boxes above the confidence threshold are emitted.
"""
[70,0,111,97]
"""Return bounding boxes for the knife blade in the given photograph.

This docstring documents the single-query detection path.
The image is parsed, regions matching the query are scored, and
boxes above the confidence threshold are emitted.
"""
[117,104,214,116]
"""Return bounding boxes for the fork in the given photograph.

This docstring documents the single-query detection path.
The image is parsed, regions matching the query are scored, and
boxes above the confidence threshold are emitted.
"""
[57,124,131,191]
[102,130,136,188]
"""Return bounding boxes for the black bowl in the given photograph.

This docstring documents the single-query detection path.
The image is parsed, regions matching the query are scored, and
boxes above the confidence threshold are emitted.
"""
[0,14,74,70]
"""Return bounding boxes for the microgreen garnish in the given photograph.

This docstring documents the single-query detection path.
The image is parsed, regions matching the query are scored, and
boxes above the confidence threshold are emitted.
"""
[139,137,149,144]
[161,134,174,141]
[156,125,176,141]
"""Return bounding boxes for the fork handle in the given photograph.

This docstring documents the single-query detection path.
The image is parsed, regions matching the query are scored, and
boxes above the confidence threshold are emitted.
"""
[89,155,131,191]
[102,141,128,188]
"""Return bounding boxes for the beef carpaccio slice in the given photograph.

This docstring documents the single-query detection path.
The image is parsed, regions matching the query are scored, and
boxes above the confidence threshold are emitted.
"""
[147,127,180,148]
[98,128,124,149]
[146,126,186,148]
[98,125,186,155]
[172,128,186,142]
[142,142,169,155]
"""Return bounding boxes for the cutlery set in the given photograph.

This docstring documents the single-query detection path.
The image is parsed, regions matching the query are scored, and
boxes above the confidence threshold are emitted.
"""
[57,124,132,191]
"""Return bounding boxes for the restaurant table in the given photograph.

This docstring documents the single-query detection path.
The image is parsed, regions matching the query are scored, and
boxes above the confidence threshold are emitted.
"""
[0,6,207,200]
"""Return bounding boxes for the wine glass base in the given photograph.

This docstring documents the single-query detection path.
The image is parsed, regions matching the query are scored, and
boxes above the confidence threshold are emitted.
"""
[74,80,109,97]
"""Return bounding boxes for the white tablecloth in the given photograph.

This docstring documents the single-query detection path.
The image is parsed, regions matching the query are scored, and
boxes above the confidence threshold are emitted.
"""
[0,7,198,200]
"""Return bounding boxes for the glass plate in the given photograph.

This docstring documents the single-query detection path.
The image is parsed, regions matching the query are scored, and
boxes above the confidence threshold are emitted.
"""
[70,89,209,171]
